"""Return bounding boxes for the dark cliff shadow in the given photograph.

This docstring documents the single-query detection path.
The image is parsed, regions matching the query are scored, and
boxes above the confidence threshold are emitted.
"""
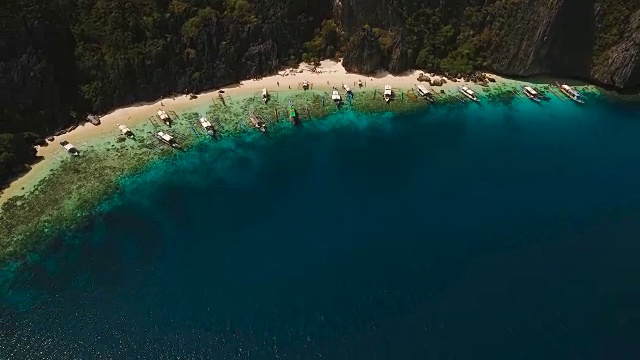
[544,0,596,78]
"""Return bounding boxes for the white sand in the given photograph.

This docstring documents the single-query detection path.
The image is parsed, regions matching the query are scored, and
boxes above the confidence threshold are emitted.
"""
[0,60,517,204]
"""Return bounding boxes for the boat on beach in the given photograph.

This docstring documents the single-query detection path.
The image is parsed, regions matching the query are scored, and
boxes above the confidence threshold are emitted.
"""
[250,113,267,132]
[555,82,585,103]
[157,109,171,125]
[199,116,216,136]
[118,124,134,137]
[522,86,541,103]
[59,140,79,156]
[155,131,180,148]
[415,84,435,102]
[458,86,479,102]
[384,85,393,103]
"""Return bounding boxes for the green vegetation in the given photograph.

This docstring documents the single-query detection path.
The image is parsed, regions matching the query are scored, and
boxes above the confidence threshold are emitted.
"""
[1,0,637,188]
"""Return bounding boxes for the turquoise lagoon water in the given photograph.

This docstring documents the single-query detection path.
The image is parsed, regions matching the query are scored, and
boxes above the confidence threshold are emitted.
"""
[1,94,640,358]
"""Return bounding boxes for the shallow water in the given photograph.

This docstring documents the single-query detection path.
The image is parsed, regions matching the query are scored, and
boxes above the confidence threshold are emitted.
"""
[2,95,640,359]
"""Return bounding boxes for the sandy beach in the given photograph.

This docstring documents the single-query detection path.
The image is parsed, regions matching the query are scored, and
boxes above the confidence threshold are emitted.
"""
[0,60,543,205]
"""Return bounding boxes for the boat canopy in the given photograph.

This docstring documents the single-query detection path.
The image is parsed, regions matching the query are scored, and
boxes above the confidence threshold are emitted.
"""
[118,124,131,134]
[157,131,173,142]
[561,84,581,96]
[262,88,268,97]
[332,90,341,100]
[200,117,212,128]
[62,143,76,151]
[302,80,308,86]
[384,85,392,96]
[524,86,538,95]
[157,110,169,120]
[417,85,429,96]
[343,84,352,93]
[462,86,475,95]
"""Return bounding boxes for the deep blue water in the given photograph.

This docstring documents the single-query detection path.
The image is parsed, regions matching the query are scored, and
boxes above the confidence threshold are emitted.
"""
[2,95,640,359]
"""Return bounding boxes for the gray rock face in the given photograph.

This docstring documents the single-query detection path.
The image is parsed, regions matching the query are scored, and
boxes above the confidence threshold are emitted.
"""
[334,0,640,89]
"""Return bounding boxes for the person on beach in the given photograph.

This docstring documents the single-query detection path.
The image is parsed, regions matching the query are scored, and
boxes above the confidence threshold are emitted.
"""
[277,81,279,87]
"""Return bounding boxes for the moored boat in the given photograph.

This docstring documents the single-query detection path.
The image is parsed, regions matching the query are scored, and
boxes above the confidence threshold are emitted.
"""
[156,131,180,148]
[288,101,298,125]
[199,116,216,136]
[383,85,393,103]
[555,82,585,104]
[332,90,342,103]
[302,80,309,90]
[250,113,267,132]
[415,84,435,102]
[118,124,134,137]
[60,140,80,156]
[522,86,541,103]
[262,88,269,104]
[343,84,352,95]
[157,109,171,125]
[458,86,479,102]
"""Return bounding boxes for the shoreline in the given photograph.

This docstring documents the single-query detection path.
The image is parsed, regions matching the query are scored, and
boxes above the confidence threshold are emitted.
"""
[0,60,602,205]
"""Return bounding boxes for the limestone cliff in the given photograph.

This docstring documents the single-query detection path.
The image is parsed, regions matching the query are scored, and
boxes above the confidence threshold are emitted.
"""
[334,0,640,89]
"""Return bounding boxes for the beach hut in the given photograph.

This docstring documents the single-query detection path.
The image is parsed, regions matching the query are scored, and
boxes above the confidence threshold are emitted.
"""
[59,140,79,156]
[118,124,134,137]
[384,85,393,103]
[332,90,342,103]
[157,109,171,125]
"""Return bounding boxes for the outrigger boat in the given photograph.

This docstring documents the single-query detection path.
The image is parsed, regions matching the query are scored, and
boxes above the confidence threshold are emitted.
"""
[60,140,79,156]
[157,109,171,125]
[199,116,216,136]
[458,86,479,102]
[522,86,541,103]
[249,114,267,132]
[555,82,585,103]
[383,85,393,103]
[262,88,270,104]
[331,89,342,104]
[302,80,309,90]
[155,131,180,148]
[118,124,134,138]
[343,84,352,95]
[415,84,435,103]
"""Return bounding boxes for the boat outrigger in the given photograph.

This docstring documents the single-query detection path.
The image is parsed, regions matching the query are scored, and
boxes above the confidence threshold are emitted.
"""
[157,109,171,125]
[331,89,342,104]
[555,82,585,104]
[302,80,309,90]
[522,86,541,103]
[60,140,79,156]
[118,124,134,138]
[262,88,270,104]
[383,85,393,103]
[415,84,435,102]
[458,86,479,102]
[199,116,216,136]
[155,131,180,148]
[249,113,267,132]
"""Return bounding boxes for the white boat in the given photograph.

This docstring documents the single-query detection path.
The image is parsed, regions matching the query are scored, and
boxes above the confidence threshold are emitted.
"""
[302,80,309,90]
[556,82,585,104]
[262,88,269,104]
[156,131,180,148]
[199,117,215,136]
[60,140,79,156]
[458,86,479,102]
[342,84,352,94]
[415,84,435,102]
[522,86,541,103]
[117,124,134,137]
[157,109,171,125]
[332,90,342,103]
[249,114,266,132]
[384,85,393,103]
